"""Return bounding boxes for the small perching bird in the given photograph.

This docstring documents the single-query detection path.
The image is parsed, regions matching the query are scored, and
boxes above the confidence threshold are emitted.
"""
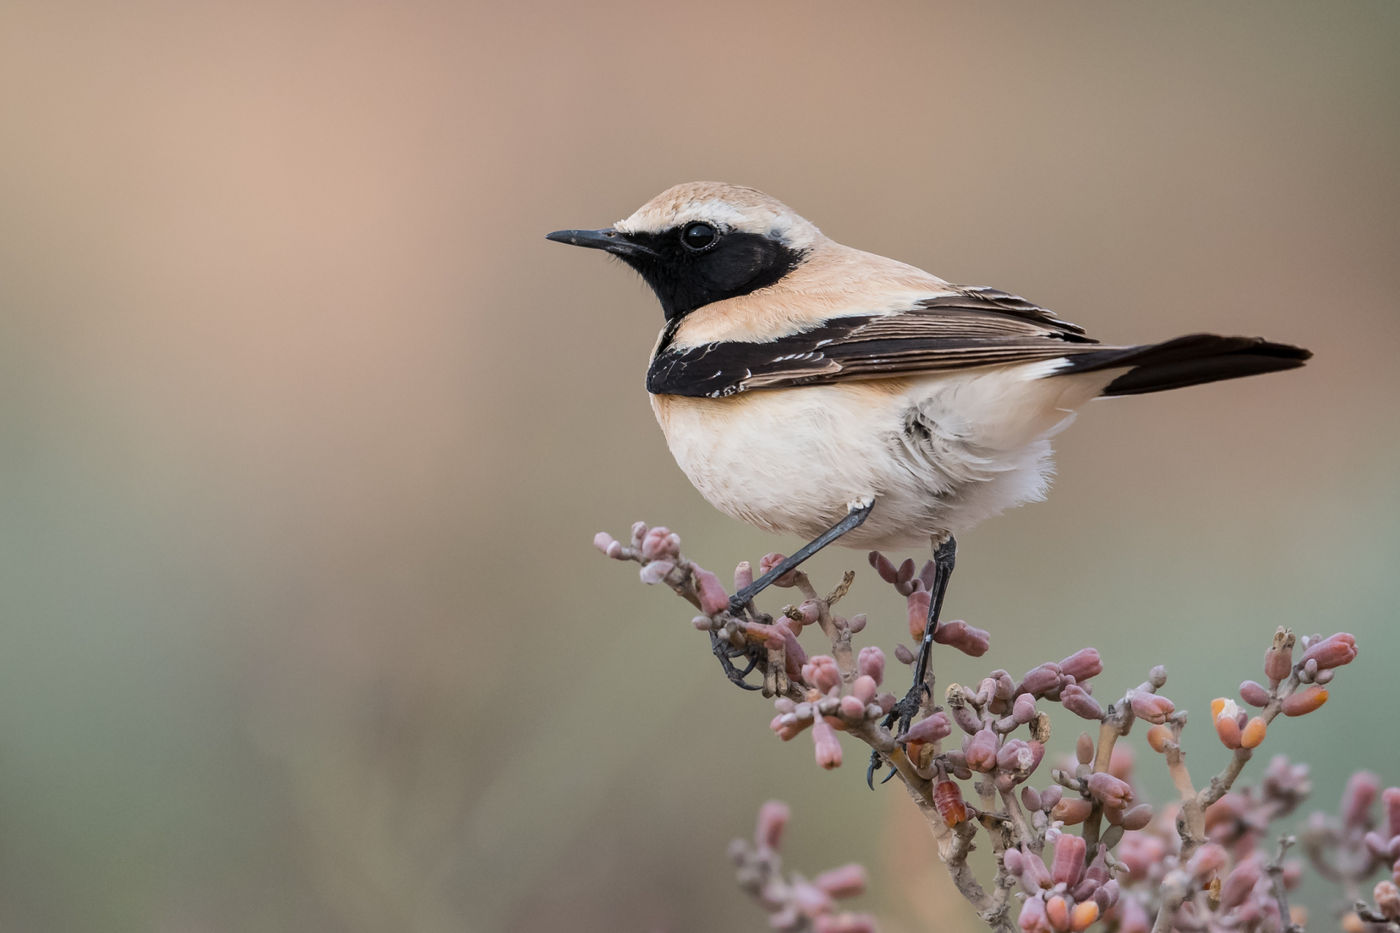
[547,181,1310,718]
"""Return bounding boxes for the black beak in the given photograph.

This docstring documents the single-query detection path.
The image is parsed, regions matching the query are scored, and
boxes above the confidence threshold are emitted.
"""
[545,227,657,259]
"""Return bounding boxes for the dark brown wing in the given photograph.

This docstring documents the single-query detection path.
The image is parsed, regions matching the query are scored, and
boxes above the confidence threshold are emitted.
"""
[646,287,1099,398]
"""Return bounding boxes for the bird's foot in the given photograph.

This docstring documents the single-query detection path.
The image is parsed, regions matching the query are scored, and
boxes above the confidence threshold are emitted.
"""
[710,630,764,691]
[866,679,931,787]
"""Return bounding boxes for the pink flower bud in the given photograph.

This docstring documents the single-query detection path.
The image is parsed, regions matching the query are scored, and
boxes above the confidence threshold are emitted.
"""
[857,646,885,684]
[755,800,790,850]
[812,719,842,769]
[1059,648,1103,682]
[802,655,843,694]
[1239,680,1270,707]
[997,739,1045,778]
[1219,855,1263,910]
[1076,732,1095,765]
[1129,691,1175,724]
[868,550,897,583]
[965,728,1000,772]
[1383,787,1400,837]
[846,613,867,634]
[1060,684,1104,721]
[1019,663,1063,698]
[1013,693,1039,724]
[593,531,621,557]
[1264,640,1293,684]
[907,590,931,639]
[902,711,952,744]
[1375,881,1400,921]
[1039,786,1063,812]
[950,700,983,735]
[1343,771,1381,830]
[814,863,867,898]
[640,526,679,561]
[1050,832,1086,886]
[1301,632,1357,671]
[1021,787,1042,812]
[814,914,878,933]
[638,560,674,584]
[851,675,878,704]
[1282,685,1328,716]
[839,695,867,720]
[1019,896,1052,933]
[1119,803,1154,831]
[1052,797,1093,825]
[896,557,916,586]
[692,566,729,616]
[1186,842,1227,881]
[1087,772,1134,809]
[933,619,991,657]
[733,560,753,591]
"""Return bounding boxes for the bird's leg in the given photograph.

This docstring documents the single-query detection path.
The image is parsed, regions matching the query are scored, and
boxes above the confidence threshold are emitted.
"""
[868,535,957,787]
[727,499,875,616]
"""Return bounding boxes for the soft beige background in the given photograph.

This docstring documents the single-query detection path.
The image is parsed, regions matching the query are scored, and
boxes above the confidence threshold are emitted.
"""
[1,2,1397,931]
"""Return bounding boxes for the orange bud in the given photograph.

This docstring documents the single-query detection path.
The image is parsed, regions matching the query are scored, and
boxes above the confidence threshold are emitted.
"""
[1051,796,1094,825]
[934,779,967,827]
[1210,697,1227,719]
[1146,724,1172,753]
[1240,716,1267,748]
[1070,899,1100,932]
[1282,685,1329,716]
[1045,894,1071,932]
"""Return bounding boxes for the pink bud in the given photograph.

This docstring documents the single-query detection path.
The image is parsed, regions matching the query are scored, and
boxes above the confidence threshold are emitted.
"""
[1039,786,1063,812]
[895,557,916,586]
[1264,640,1293,684]
[802,655,843,694]
[1383,787,1400,837]
[868,550,898,583]
[1239,680,1270,707]
[933,619,991,657]
[1060,684,1104,720]
[1219,856,1263,910]
[755,800,790,850]
[1129,691,1175,724]
[1019,663,1063,697]
[1076,732,1095,765]
[812,719,842,769]
[839,695,866,720]
[1050,831,1086,886]
[638,560,674,584]
[1186,842,1227,881]
[965,728,1000,772]
[1087,772,1134,809]
[1019,896,1052,933]
[1301,632,1358,671]
[1119,803,1154,831]
[1375,881,1400,922]
[851,675,878,704]
[857,646,885,685]
[692,566,729,616]
[814,863,867,898]
[1013,693,1038,724]
[846,613,867,634]
[1116,894,1151,933]
[593,531,621,557]
[1343,771,1381,830]
[733,560,753,591]
[1059,648,1103,682]
[997,739,1044,778]
[814,914,878,933]
[640,526,679,561]
[902,711,952,744]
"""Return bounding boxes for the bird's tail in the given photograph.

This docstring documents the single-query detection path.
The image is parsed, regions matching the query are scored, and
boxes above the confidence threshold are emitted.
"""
[1055,334,1311,397]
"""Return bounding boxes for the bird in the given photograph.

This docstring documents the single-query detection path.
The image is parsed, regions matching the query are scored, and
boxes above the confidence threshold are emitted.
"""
[546,181,1310,725]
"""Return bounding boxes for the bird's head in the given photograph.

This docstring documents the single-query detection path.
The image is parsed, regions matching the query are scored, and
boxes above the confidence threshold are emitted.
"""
[546,182,820,321]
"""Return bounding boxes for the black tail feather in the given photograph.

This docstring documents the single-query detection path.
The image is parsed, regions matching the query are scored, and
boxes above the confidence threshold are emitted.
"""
[1057,334,1311,397]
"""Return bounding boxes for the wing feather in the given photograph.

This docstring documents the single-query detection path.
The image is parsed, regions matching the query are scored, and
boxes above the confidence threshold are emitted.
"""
[647,287,1101,398]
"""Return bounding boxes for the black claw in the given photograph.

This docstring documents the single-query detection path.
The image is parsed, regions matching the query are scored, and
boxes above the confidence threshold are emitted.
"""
[866,751,882,790]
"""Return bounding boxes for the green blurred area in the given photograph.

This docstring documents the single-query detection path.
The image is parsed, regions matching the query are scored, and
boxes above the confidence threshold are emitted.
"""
[0,2,1397,930]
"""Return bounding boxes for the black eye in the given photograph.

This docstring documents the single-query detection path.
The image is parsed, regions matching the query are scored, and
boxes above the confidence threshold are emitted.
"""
[680,222,718,252]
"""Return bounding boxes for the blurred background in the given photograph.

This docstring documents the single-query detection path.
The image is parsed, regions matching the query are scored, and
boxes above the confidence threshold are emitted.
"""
[1,2,1397,930]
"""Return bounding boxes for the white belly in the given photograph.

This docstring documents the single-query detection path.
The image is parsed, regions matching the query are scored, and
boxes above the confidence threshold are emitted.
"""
[650,367,1100,549]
